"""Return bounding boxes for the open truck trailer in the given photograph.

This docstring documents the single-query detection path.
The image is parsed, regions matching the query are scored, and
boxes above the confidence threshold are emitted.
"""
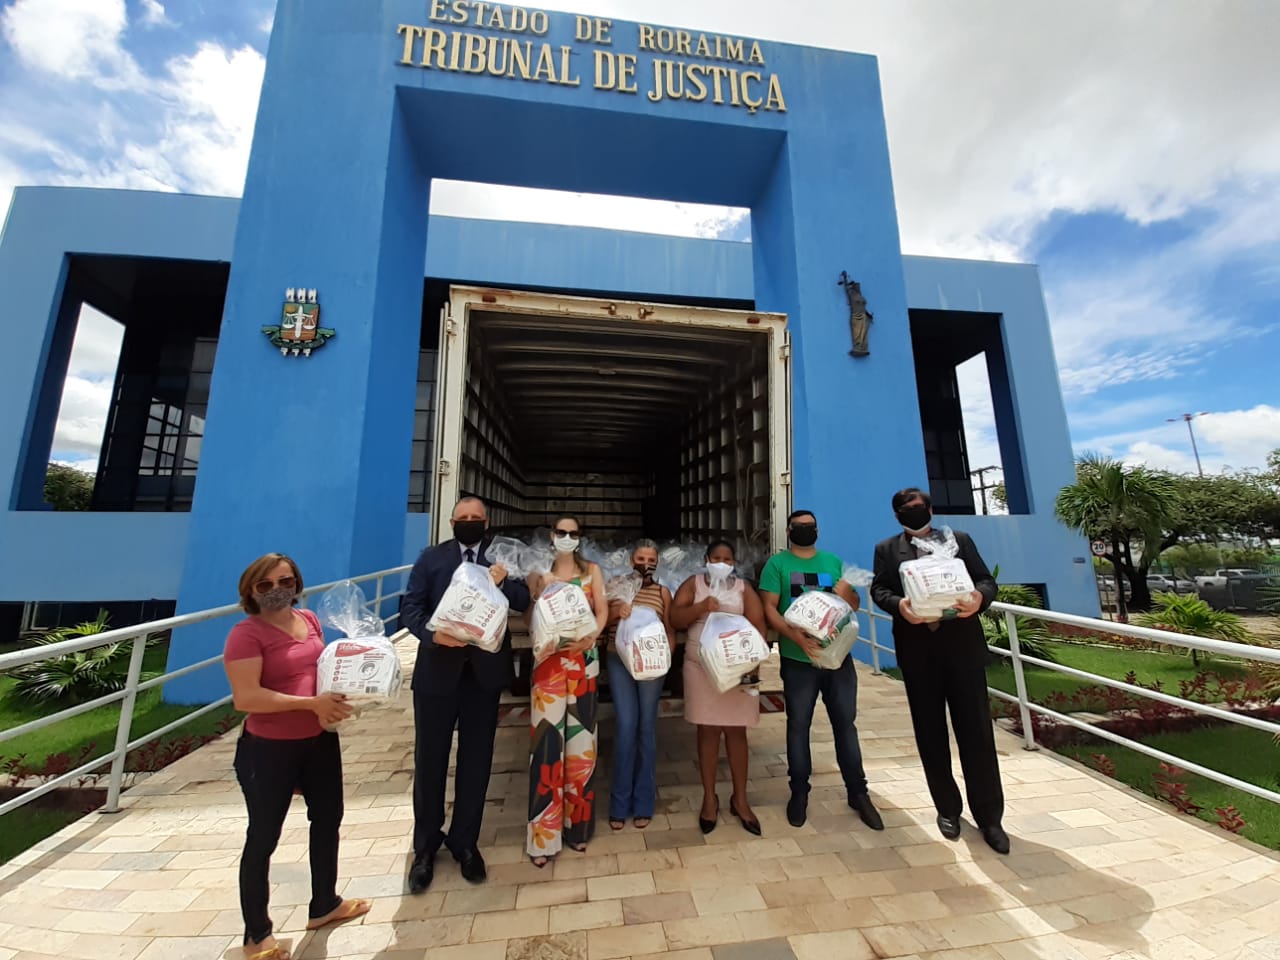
[427,286,793,695]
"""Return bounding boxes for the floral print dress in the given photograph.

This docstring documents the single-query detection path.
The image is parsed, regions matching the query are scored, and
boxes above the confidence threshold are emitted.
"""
[527,576,599,857]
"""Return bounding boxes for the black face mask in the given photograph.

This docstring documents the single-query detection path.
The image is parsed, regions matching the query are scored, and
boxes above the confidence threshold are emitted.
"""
[634,563,657,581]
[453,520,485,546]
[789,524,818,547]
[896,504,932,532]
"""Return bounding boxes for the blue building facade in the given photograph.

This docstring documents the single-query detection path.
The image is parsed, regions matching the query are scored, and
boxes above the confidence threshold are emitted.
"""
[0,2,1096,701]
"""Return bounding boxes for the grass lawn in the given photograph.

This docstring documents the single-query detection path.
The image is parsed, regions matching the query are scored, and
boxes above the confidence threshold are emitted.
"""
[1,644,241,770]
[1059,725,1280,850]
[985,640,1251,708]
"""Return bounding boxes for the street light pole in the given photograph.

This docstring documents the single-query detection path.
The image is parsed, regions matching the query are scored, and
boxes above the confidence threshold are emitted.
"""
[1167,413,1208,477]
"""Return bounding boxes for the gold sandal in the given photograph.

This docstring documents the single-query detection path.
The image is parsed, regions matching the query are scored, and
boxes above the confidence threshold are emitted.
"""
[305,898,372,930]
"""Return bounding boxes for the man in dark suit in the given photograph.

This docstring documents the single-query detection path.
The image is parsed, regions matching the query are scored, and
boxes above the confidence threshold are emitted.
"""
[400,495,530,892]
[871,487,1009,854]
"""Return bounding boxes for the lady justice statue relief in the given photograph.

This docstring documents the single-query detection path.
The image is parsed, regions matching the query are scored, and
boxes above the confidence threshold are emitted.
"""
[839,271,872,357]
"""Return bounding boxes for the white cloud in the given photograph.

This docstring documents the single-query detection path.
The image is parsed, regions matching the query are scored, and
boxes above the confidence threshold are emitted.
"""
[52,375,114,458]
[138,0,168,27]
[1,0,143,88]
[1080,404,1280,474]
[430,181,748,240]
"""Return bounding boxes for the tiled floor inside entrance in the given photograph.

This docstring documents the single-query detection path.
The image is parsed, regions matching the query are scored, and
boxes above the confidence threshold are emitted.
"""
[3,652,1279,960]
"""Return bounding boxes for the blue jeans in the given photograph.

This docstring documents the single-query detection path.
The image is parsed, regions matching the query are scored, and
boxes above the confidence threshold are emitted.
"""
[607,650,663,820]
[780,656,868,799]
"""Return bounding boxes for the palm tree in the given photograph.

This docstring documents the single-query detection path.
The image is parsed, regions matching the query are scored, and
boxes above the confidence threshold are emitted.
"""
[1132,592,1254,667]
[982,583,1056,662]
[9,611,154,704]
[1055,454,1178,619]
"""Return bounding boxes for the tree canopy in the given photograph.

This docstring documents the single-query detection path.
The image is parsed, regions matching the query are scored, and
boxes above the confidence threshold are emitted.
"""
[43,463,94,511]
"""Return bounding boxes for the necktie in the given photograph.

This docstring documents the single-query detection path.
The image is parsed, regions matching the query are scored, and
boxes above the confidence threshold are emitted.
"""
[465,548,475,563]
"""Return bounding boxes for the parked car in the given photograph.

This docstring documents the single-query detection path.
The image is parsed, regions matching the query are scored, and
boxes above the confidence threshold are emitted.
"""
[1194,569,1276,611]
[1193,568,1262,590]
[1146,574,1196,594]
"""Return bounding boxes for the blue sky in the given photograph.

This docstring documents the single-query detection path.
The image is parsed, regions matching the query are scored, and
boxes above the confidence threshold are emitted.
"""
[3,0,1278,486]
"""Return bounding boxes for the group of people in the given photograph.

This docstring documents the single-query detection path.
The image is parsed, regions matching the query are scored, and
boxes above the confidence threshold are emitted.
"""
[221,487,1008,960]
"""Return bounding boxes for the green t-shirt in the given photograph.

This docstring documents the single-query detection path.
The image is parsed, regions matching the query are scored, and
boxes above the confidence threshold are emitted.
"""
[758,549,844,663]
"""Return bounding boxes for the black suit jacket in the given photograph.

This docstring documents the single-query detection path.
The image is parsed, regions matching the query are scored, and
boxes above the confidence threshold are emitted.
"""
[401,537,531,695]
[871,529,998,644]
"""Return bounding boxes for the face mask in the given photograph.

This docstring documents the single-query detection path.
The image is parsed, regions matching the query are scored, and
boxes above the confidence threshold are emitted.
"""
[634,563,657,580]
[553,535,579,553]
[896,504,932,533]
[789,524,818,548]
[257,586,295,613]
[453,519,485,546]
[706,562,734,580]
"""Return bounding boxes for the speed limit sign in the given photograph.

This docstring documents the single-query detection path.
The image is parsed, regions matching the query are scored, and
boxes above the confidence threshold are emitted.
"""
[1090,540,1107,557]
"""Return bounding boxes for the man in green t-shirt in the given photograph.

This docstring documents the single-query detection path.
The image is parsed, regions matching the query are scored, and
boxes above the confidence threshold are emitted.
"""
[759,509,883,831]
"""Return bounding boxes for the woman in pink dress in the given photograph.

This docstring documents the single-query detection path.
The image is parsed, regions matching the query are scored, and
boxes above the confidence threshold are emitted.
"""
[671,539,768,835]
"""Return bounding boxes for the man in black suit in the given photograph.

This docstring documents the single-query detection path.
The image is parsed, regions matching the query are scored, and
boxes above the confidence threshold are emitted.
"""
[870,487,1009,854]
[400,495,530,892]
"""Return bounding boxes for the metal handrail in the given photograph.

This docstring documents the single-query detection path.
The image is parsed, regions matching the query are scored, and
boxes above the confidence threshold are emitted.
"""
[856,597,1280,808]
[0,564,412,817]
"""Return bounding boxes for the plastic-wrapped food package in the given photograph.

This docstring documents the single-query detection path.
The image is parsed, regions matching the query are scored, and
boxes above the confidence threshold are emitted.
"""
[614,606,671,680]
[427,562,511,652]
[783,591,860,670]
[698,612,770,694]
[315,581,403,731]
[900,556,975,619]
[530,580,598,663]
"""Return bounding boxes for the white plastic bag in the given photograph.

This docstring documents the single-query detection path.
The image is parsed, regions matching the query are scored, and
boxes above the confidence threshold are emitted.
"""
[900,556,975,619]
[484,536,525,573]
[530,580,597,663]
[784,591,860,669]
[427,562,510,652]
[316,637,403,700]
[615,606,671,680]
[605,572,643,605]
[698,612,769,694]
[315,581,403,730]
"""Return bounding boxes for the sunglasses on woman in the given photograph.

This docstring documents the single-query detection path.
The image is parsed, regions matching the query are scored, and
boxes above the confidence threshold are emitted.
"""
[553,529,581,539]
[254,576,296,594]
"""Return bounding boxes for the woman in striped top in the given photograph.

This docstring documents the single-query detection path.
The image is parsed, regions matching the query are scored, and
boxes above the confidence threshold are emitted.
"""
[605,539,675,830]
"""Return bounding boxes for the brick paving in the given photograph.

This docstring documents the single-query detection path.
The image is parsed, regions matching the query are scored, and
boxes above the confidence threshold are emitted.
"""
[3,648,1280,960]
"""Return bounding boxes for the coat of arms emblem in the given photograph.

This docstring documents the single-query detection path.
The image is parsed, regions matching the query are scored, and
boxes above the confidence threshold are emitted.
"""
[262,288,335,356]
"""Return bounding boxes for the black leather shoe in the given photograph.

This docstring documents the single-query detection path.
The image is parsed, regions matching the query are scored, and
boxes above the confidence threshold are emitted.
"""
[849,793,884,831]
[937,814,962,840]
[982,825,1011,855]
[730,797,761,836]
[786,791,808,828]
[407,850,435,895]
[456,847,487,883]
[699,796,719,835]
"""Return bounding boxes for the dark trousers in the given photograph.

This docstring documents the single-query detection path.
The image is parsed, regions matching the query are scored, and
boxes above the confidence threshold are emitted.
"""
[896,629,1004,828]
[412,662,502,856]
[779,656,868,799]
[234,731,343,945]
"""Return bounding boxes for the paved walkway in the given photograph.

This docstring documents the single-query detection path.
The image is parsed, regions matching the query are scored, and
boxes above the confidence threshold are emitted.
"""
[3,654,1280,960]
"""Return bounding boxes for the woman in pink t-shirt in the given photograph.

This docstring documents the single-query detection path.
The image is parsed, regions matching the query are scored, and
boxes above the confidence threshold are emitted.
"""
[223,554,370,960]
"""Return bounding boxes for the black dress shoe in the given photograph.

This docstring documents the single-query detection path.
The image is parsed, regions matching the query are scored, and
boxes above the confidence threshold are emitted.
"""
[455,847,487,883]
[729,797,761,836]
[407,850,435,895]
[786,791,808,828]
[849,793,884,831]
[937,814,962,840]
[699,796,719,835]
[982,825,1011,855]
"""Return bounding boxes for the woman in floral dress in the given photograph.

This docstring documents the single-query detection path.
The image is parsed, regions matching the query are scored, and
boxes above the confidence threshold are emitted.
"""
[526,516,608,866]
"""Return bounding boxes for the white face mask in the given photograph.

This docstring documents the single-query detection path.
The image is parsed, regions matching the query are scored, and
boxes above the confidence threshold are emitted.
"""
[553,535,579,554]
[706,562,734,581]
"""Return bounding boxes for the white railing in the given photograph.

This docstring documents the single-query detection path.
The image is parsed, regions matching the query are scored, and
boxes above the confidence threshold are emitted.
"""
[853,597,1280,807]
[0,565,412,818]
